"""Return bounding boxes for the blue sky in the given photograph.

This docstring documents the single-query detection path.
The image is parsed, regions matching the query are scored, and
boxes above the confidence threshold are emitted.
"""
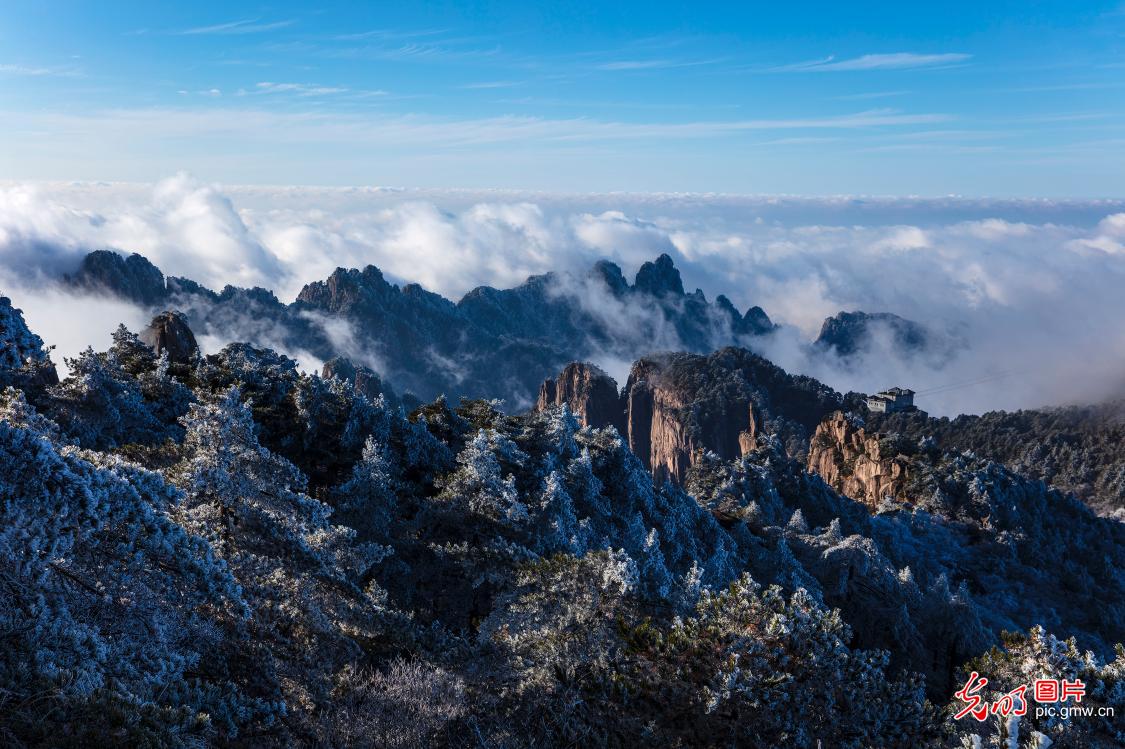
[2,1,1124,195]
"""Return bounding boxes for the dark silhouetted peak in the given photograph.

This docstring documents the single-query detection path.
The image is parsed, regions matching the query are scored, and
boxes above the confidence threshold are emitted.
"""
[108,251,790,410]
[816,310,928,358]
[633,253,684,297]
[323,356,396,406]
[218,286,282,308]
[588,260,629,296]
[742,306,775,336]
[715,295,774,337]
[536,361,625,432]
[166,276,218,301]
[0,295,58,387]
[140,310,198,365]
[715,294,739,318]
[69,250,167,306]
[297,265,395,311]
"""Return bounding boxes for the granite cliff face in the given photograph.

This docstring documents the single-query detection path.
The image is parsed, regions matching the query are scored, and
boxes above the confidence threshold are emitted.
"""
[623,357,761,484]
[806,411,913,510]
[537,347,847,483]
[536,362,624,432]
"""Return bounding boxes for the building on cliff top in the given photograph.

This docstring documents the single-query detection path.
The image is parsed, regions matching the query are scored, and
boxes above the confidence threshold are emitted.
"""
[866,387,915,413]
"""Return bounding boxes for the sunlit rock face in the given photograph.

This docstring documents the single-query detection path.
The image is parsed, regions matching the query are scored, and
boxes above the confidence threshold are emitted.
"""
[536,362,624,432]
[537,347,843,483]
[807,411,912,509]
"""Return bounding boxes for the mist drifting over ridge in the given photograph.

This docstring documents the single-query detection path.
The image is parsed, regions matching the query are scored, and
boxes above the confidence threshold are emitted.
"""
[2,174,1125,417]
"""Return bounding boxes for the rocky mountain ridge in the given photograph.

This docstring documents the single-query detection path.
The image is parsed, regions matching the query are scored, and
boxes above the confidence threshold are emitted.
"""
[63,248,939,410]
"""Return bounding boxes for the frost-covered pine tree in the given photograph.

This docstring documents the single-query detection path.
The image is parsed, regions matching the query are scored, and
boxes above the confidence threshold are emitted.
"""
[440,428,529,524]
[172,386,394,737]
[334,435,399,540]
[530,469,585,555]
[46,347,163,449]
[0,394,256,744]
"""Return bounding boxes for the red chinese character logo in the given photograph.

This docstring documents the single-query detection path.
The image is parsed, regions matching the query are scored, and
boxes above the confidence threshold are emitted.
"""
[1061,679,1086,703]
[991,685,1028,717]
[1034,679,1060,703]
[954,671,991,722]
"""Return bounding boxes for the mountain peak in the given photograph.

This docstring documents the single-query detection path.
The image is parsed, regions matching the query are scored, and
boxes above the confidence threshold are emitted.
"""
[633,253,684,297]
[67,250,167,306]
[816,310,928,358]
[588,259,629,296]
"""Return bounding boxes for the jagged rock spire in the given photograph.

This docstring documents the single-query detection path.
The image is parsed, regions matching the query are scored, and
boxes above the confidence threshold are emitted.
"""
[140,310,198,365]
[633,253,684,297]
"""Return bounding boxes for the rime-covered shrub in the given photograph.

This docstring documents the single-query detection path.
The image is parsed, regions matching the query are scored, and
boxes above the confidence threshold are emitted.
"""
[3,304,1125,748]
[316,660,468,748]
[0,410,257,745]
[0,295,57,394]
[45,348,165,449]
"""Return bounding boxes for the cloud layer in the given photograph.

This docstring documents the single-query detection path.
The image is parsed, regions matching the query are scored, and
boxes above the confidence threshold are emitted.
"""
[2,175,1125,416]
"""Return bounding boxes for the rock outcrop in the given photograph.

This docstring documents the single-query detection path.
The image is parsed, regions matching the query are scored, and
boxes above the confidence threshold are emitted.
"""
[633,253,685,297]
[536,362,624,432]
[806,411,912,509]
[323,356,397,406]
[140,311,199,365]
[625,356,765,484]
[536,348,843,484]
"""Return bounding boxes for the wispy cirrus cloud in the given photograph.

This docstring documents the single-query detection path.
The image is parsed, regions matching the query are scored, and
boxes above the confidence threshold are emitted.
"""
[775,52,971,72]
[0,63,82,78]
[596,58,720,71]
[179,18,295,36]
[247,82,389,98]
[253,82,349,96]
[4,106,951,152]
[833,90,912,101]
[460,80,522,90]
[330,28,449,42]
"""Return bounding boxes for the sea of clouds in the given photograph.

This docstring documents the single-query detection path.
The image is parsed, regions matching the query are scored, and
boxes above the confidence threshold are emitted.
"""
[2,173,1125,417]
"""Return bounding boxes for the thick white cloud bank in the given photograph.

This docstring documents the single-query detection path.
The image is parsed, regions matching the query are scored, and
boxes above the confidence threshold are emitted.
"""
[2,174,1125,417]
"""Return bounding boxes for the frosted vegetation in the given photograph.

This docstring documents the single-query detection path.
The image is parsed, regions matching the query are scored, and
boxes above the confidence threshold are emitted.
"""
[0,296,1122,747]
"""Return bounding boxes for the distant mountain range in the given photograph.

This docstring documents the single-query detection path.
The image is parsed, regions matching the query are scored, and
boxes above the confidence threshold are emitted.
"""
[64,248,947,408]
